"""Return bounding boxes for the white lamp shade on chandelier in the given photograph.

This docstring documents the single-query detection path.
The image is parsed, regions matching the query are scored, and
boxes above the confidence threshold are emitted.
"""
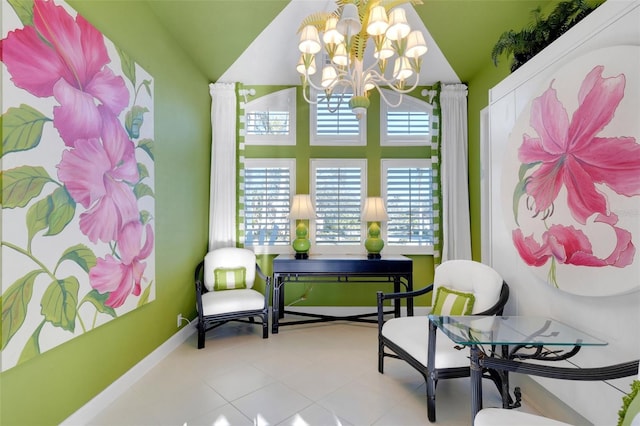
[296,0,428,119]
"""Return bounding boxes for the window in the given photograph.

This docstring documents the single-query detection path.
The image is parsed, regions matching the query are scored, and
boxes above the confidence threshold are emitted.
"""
[243,159,295,253]
[244,88,296,145]
[382,159,434,254]
[310,90,366,146]
[380,89,431,146]
[311,159,367,252]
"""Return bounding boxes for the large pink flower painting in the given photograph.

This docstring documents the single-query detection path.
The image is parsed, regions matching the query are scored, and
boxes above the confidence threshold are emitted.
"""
[504,46,640,296]
[1,0,155,371]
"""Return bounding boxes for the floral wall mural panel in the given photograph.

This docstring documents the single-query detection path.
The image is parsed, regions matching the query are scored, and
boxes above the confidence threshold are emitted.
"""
[501,45,640,297]
[1,0,155,371]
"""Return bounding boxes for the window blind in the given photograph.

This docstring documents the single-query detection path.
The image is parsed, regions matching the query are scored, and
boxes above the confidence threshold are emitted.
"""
[314,167,363,244]
[386,167,433,245]
[244,167,291,246]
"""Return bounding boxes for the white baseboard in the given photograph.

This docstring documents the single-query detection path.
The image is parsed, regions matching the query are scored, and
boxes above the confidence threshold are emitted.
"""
[283,306,431,317]
[61,324,196,426]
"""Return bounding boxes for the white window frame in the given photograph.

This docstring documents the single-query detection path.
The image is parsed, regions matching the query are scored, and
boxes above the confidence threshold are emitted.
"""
[380,89,432,146]
[242,158,296,255]
[244,88,296,146]
[381,158,434,255]
[310,89,366,146]
[310,158,367,255]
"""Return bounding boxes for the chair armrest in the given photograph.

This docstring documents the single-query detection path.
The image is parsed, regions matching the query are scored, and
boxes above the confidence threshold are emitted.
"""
[255,263,271,305]
[377,284,433,328]
[475,281,509,316]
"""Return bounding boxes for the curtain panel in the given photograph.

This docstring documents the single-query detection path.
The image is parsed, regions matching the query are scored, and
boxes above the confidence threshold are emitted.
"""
[208,82,237,250]
[440,83,472,261]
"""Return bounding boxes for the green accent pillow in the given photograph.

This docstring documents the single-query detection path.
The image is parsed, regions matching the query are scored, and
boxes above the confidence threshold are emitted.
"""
[618,380,640,426]
[213,267,247,291]
[431,286,475,315]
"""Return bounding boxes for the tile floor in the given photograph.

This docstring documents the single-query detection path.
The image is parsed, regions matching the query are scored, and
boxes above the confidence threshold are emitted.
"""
[89,319,541,426]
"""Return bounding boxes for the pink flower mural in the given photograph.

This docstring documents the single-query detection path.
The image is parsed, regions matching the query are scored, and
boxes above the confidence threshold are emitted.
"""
[511,63,639,288]
[1,0,155,371]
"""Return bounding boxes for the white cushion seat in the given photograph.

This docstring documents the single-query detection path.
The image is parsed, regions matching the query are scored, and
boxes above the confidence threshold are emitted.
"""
[475,408,572,426]
[201,288,266,316]
[382,316,471,369]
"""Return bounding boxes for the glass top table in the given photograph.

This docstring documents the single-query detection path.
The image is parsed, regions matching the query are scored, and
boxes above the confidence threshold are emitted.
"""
[429,315,608,347]
[428,315,609,425]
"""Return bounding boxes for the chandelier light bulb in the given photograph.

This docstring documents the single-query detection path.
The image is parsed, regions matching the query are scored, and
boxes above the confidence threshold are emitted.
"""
[386,8,410,41]
[299,25,321,54]
[366,6,389,36]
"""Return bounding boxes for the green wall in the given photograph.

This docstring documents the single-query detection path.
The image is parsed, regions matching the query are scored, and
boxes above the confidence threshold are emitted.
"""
[0,1,211,424]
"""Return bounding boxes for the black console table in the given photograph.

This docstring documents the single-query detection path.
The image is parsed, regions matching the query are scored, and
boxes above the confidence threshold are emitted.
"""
[272,255,413,333]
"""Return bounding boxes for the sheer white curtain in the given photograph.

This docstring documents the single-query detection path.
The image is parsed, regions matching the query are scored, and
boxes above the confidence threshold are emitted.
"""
[208,82,237,251]
[440,83,472,261]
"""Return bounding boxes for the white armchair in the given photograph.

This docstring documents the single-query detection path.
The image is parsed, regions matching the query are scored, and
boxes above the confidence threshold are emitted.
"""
[194,247,270,349]
[377,259,510,422]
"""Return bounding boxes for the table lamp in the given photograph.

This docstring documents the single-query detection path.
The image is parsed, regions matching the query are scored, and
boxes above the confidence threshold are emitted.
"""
[289,194,316,259]
[362,197,389,259]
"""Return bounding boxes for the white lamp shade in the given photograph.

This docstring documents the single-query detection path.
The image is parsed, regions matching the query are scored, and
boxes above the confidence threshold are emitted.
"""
[393,56,413,80]
[290,194,316,219]
[337,3,362,35]
[386,8,410,41]
[299,25,321,54]
[362,197,389,221]
[405,30,428,58]
[297,54,317,75]
[323,16,345,44]
[321,65,338,88]
[374,37,394,60]
[366,6,388,36]
[332,43,348,66]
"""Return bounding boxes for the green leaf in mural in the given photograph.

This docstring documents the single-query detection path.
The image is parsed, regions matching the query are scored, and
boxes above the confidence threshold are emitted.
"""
[137,138,154,161]
[41,277,79,332]
[2,104,51,157]
[141,79,153,98]
[26,195,52,246]
[134,182,154,200]
[137,162,150,180]
[46,186,76,235]
[512,162,538,226]
[82,289,116,318]
[116,45,136,87]
[2,165,54,208]
[1,270,42,350]
[137,281,154,307]
[7,0,34,27]
[18,321,44,365]
[139,210,153,225]
[125,105,149,139]
[57,244,97,274]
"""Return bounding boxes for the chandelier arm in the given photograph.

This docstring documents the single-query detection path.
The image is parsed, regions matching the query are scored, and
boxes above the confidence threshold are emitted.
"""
[366,68,422,95]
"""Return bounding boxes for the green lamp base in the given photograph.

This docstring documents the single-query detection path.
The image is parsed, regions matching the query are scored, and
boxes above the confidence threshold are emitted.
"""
[364,222,384,260]
[292,221,310,260]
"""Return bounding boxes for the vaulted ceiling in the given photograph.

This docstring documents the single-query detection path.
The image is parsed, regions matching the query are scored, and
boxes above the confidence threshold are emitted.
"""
[145,0,557,85]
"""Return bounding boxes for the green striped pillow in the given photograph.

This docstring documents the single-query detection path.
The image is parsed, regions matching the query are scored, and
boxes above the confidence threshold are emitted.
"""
[213,267,247,291]
[432,286,475,316]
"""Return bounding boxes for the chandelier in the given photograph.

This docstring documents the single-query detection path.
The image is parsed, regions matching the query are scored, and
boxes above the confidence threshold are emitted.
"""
[296,0,427,119]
